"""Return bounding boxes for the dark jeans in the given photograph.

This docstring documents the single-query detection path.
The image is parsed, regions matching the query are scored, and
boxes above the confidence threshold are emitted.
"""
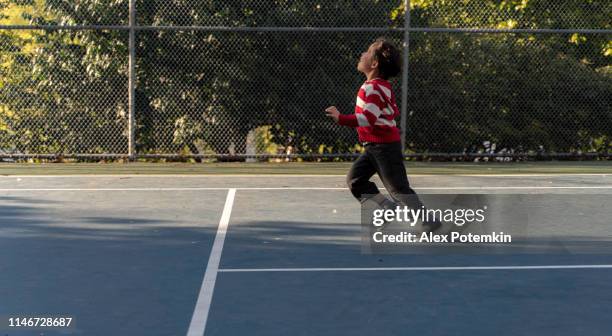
[347,141,423,210]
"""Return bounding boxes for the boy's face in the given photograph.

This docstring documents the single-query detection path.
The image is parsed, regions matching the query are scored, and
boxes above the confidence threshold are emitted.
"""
[357,42,380,74]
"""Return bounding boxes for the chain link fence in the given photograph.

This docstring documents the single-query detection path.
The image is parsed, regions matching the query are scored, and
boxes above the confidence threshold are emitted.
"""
[1,1,610,161]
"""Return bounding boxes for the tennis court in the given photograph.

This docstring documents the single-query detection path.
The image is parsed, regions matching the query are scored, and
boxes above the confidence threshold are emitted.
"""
[2,0,611,334]
[1,170,611,335]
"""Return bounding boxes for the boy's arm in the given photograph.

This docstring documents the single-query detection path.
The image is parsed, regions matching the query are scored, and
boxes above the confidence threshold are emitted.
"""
[325,106,359,127]
[337,113,359,127]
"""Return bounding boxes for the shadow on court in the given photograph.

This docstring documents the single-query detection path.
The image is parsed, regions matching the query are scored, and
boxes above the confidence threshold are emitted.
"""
[0,193,223,336]
[1,176,611,336]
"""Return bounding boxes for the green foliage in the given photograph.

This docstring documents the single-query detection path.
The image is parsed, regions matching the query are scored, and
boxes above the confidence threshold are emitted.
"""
[407,32,611,153]
[0,0,610,158]
[0,1,128,154]
[396,0,611,154]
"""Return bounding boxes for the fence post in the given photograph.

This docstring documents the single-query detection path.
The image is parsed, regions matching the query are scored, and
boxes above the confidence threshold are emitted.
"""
[400,0,411,155]
[128,0,136,160]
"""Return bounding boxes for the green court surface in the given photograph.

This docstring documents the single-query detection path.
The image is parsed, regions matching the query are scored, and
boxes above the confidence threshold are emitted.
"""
[1,161,611,175]
[1,174,611,335]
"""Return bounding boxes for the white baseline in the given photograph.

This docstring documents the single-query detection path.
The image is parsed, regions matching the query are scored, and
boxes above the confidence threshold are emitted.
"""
[1,186,612,191]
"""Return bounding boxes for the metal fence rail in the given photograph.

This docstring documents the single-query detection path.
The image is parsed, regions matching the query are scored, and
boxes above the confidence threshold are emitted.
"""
[0,1,610,161]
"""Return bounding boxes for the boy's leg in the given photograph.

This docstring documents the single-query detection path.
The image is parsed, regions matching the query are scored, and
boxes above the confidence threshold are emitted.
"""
[346,151,379,201]
[347,150,396,232]
[347,151,394,207]
[368,142,442,231]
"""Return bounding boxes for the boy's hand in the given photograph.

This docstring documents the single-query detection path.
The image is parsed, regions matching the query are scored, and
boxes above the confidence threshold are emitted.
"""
[325,106,340,123]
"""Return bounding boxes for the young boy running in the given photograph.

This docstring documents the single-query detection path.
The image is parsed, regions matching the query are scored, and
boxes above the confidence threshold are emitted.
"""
[325,38,440,232]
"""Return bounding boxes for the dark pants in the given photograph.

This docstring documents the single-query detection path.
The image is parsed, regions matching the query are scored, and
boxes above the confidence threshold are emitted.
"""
[347,142,423,210]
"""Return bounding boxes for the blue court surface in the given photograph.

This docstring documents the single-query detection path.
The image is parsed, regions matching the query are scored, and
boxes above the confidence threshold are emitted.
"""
[1,174,611,335]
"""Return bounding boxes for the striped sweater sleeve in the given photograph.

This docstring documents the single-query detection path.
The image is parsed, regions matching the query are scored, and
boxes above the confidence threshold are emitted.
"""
[337,112,359,127]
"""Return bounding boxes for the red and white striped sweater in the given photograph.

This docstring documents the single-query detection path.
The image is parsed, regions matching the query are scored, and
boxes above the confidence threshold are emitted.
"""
[337,78,401,143]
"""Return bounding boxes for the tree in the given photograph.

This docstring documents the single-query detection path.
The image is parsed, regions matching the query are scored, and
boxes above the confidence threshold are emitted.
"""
[0,0,128,155]
[135,0,401,156]
[1,0,609,158]
[400,0,611,154]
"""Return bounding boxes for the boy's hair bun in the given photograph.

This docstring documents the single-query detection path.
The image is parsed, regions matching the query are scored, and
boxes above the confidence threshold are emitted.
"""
[373,38,402,79]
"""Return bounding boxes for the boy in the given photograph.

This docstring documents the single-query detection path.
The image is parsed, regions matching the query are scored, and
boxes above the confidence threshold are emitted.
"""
[325,38,440,232]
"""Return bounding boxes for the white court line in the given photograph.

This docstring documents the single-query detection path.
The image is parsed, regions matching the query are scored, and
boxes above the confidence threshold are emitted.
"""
[1,173,610,177]
[0,188,232,191]
[219,265,612,273]
[454,174,611,177]
[1,186,612,191]
[187,188,236,336]
[1,174,349,177]
[235,186,610,190]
